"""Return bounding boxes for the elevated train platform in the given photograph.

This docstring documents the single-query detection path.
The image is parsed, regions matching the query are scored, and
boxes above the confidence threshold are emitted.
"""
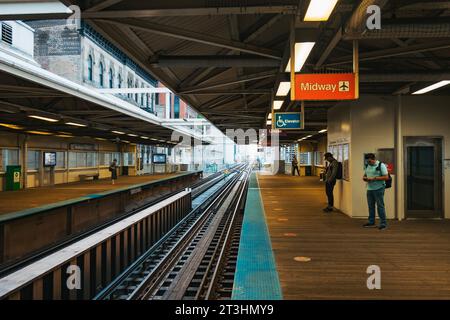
[234,173,450,300]
[0,173,184,216]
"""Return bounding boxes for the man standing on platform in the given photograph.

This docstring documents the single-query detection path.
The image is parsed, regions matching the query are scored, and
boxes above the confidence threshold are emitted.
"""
[363,153,389,230]
[292,155,300,176]
[323,152,338,212]
[109,159,118,185]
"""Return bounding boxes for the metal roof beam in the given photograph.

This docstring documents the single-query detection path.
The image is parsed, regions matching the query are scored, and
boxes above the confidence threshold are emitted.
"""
[82,6,297,18]
[180,71,277,94]
[325,40,450,67]
[150,56,280,68]
[98,19,282,60]
[85,0,124,12]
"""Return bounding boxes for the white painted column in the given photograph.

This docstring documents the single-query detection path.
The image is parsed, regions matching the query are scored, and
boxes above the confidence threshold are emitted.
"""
[395,95,404,221]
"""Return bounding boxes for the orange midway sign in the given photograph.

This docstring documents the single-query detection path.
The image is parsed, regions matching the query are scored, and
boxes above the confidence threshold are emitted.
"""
[294,73,358,101]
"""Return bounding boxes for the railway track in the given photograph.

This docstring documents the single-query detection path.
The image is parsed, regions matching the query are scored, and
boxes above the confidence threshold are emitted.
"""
[0,166,241,279]
[95,165,250,300]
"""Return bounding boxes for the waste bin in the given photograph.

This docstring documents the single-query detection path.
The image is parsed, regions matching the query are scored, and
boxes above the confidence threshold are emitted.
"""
[304,166,312,176]
[6,165,21,191]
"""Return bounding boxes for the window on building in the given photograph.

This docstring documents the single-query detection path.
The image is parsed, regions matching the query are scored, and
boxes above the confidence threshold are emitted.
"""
[141,86,145,106]
[99,62,104,87]
[135,82,139,102]
[118,73,122,89]
[1,23,13,45]
[123,152,135,166]
[146,93,150,109]
[27,150,40,170]
[1,149,19,172]
[127,78,132,98]
[56,151,66,168]
[69,152,97,168]
[87,55,93,81]
[109,68,114,88]
[155,93,159,106]
[174,95,180,119]
[99,152,112,166]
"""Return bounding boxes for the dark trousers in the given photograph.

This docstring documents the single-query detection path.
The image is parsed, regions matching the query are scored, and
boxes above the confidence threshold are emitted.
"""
[367,188,387,226]
[292,165,300,176]
[325,180,336,208]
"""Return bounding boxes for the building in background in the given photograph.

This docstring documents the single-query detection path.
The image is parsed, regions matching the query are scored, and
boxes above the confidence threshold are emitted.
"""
[0,20,37,65]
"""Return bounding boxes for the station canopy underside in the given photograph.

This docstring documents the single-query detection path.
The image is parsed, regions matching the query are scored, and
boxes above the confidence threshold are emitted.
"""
[4,0,450,143]
[0,60,192,145]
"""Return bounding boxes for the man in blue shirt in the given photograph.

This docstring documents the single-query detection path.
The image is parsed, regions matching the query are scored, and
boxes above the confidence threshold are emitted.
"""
[363,153,389,230]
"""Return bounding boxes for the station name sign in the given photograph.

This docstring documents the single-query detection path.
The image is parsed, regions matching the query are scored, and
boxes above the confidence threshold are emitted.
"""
[274,112,303,130]
[294,73,358,101]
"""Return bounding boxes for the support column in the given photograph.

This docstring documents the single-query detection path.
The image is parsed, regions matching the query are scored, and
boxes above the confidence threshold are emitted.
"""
[395,95,404,220]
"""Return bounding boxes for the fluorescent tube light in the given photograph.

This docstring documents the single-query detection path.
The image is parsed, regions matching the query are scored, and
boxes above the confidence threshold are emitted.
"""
[319,129,328,133]
[304,0,339,21]
[412,81,450,95]
[276,82,291,96]
[112,130,125,135]
[66,122,87,127]
[273,101,283,110]
[29,115,59,123]
[285,42,316,72]
[26,130,52,135]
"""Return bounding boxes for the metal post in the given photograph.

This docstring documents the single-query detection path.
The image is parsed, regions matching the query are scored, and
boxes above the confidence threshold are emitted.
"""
[353,40,360,99]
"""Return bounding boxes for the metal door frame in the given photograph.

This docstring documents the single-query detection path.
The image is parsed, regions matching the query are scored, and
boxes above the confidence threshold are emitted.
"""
[403,136,444,219]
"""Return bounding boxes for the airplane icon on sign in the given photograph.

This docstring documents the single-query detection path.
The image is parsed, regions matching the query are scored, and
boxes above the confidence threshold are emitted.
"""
[339,81,350,92]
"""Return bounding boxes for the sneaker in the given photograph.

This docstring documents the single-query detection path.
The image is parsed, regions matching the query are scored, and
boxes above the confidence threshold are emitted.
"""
[363,223,376,228]
[378,225,387,230]
[323,207,333,212]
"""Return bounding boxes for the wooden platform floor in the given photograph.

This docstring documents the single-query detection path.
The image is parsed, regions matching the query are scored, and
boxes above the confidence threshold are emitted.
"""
[0,173,178,216]
[257,174,450,299]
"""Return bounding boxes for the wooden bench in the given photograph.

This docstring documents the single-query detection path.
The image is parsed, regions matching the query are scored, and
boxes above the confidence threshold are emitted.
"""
[79,173,100,181]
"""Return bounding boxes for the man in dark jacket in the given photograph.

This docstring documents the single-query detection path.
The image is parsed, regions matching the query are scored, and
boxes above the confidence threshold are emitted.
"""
[292,155,300,176]
[323,152,338,212]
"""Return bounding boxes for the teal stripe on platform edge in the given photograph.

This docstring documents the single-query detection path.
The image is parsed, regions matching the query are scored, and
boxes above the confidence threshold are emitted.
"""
[232,172,283,300]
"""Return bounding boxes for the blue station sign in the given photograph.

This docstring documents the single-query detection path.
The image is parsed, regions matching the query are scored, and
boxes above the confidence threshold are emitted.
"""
[274,112,303,130]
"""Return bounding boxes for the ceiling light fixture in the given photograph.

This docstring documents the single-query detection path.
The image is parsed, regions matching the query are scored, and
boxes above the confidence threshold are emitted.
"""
[112,130,125,135]
[304,0,339,21]
[276,82,291,96]
[412,80,450,95]
[285,42,316,72]
[319,129,328,133]
[0,123,24,130]
[66,122,87,127]
[29,115,59,123]
[273,101,283,110]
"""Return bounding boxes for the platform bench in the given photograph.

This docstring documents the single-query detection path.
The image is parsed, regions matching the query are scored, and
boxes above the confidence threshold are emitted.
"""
[79,173,100,181]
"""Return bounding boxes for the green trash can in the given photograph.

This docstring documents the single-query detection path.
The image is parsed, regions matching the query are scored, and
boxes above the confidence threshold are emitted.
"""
[6,165,21,191]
